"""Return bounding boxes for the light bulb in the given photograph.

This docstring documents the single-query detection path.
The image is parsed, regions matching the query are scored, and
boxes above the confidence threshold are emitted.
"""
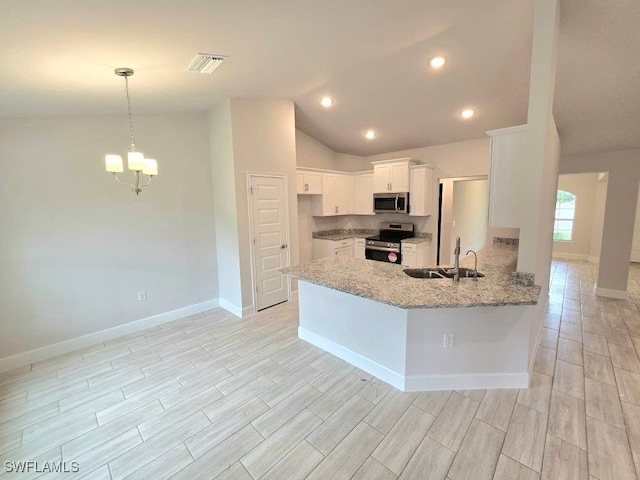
[430,56,447,69]
[460,108,475,119]
[364,130,376,140]
[127,151,145,171]
[105,154,123,173]
[320,96,334,108]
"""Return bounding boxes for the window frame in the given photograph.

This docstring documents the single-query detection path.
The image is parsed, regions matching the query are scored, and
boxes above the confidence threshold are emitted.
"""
[553,189,576,243]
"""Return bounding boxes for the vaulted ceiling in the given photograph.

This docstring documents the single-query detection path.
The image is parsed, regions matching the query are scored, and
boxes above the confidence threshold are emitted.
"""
[0,0,637,156]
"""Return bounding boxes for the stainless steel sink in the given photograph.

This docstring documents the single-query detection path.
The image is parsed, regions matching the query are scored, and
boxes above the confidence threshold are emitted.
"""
[403,267,484,279]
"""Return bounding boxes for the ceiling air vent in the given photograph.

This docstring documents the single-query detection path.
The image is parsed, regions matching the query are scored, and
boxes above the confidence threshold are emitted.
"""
[185,54,227,74]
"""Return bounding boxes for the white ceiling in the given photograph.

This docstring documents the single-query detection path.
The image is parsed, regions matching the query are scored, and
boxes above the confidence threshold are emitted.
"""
[0,0,636,156]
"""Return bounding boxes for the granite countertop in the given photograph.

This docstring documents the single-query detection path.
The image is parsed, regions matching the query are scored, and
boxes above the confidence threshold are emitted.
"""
[313,233,370,241]
[401,237,431,244]
[281,243,540,309]
[312,229,432,242]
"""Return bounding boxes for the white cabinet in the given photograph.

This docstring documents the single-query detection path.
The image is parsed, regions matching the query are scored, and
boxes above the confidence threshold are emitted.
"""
[409,165,435,216]
[296,169,323,195]
[353,172,374,215]
[313,238,353,259]
[401,240,431,267]
[372,158,417,193]
[354,238,366,259]
[486,125,527,227]
[311,173,351,216]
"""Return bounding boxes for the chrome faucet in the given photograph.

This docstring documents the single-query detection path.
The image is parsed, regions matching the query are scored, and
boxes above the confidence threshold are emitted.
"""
[453,237,461,283]
[466,249,478,280]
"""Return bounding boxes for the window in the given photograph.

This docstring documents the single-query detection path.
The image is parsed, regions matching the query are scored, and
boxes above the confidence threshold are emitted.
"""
[554,190,576,241]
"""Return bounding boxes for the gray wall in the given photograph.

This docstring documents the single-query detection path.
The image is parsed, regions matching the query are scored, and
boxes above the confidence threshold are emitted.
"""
[0,113,218,358]
[561,149,640,292]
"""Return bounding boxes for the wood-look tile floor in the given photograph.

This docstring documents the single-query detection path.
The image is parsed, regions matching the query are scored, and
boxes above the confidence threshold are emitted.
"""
[2,261,640,479]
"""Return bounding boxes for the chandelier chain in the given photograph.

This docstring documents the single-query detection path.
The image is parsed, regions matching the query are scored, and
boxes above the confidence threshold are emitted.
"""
[123,74,136,151]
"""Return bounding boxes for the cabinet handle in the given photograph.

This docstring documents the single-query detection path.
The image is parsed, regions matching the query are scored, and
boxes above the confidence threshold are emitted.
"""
[335,206,338,213]
[304,183,308,191]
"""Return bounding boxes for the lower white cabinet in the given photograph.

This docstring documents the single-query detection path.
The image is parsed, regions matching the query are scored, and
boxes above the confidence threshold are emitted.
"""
[401,241,430,267]
[354,238,366,259]
[313,238,353,259]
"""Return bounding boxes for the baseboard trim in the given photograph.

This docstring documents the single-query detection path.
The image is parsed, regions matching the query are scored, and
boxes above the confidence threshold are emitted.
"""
[552,252,589,261]
[299,327,529,392]
[298,327,406,391]
[404,372,529,391]
[0,299,219,374]
[219,299,255,318]
[594,286,629,300]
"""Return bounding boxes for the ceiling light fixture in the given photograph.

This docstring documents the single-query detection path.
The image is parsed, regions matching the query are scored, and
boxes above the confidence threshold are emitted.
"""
[364,130,376,140]
[104,68,158,195]
[429,56,447,69]
[460,108,475,119]
[320,96,334,108]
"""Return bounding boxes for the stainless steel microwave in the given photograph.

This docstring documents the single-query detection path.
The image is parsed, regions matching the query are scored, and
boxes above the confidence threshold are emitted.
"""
[373,193,409,214]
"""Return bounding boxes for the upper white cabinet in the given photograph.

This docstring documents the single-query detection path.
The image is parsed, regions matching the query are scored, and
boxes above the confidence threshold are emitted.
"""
[353,172,374,215]
[311,173,351,216]
[372,158,417,193]
[296,169,323,195]
[486,125,527,228]
[409,165,435,217]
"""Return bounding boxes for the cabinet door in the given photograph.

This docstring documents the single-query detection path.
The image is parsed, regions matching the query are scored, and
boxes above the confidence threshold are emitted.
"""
[296,172,305,194]
[305,172,323,194]
[354,173,374,215]
[373,164,391,192]
[311,174,336,216]
[390,162,410,192]
[334,174,351,215]
[354,245,366,259]
[488,128,526,227]
[335,245,353,256]
[409,166,433,216]
[401,251,417,267]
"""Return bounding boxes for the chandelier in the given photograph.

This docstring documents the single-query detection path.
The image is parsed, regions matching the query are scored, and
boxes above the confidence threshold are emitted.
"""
[104,68,158,195]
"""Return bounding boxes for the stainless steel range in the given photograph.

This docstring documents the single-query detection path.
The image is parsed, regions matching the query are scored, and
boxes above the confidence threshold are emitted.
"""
[365,222,415,264]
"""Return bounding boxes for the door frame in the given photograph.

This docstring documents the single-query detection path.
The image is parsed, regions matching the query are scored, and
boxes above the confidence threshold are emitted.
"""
[246,172,292,312]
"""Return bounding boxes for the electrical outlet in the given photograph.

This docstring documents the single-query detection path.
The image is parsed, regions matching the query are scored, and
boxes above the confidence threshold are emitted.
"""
[444,333,454,348]
[138,290,147,302]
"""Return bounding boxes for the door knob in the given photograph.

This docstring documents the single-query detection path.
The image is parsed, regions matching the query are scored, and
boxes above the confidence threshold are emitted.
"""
[280,244,288,249]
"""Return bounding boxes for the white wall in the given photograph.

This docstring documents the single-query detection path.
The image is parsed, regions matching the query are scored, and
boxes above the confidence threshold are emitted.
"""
[552,173,600,258]
[296,130,370,171]
[209,101,243,309]
[590,174,608,261]
[230,100,298,310]
[451,179,489,264]
[0,113,218,359]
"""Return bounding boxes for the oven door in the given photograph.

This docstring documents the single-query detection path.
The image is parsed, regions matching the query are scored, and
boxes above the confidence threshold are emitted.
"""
[365,247,402,264]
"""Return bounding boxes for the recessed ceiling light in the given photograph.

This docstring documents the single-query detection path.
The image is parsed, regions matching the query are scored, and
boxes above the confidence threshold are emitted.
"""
[460,108,475,119]
[364,130,376,140]
[320,96,334,108]
[429,56,447,69]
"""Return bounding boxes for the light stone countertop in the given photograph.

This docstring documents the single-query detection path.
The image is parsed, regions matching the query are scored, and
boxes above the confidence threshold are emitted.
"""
[281,243,540,309]
[401,237,431,244]
[312,233,371,241]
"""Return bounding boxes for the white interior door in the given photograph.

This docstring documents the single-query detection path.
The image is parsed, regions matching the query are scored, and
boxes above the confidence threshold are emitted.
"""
[632,185,640,262]
[250,175,290,311]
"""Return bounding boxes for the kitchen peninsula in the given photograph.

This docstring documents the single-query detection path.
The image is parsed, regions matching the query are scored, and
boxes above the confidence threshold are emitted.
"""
[282,240,542,392]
